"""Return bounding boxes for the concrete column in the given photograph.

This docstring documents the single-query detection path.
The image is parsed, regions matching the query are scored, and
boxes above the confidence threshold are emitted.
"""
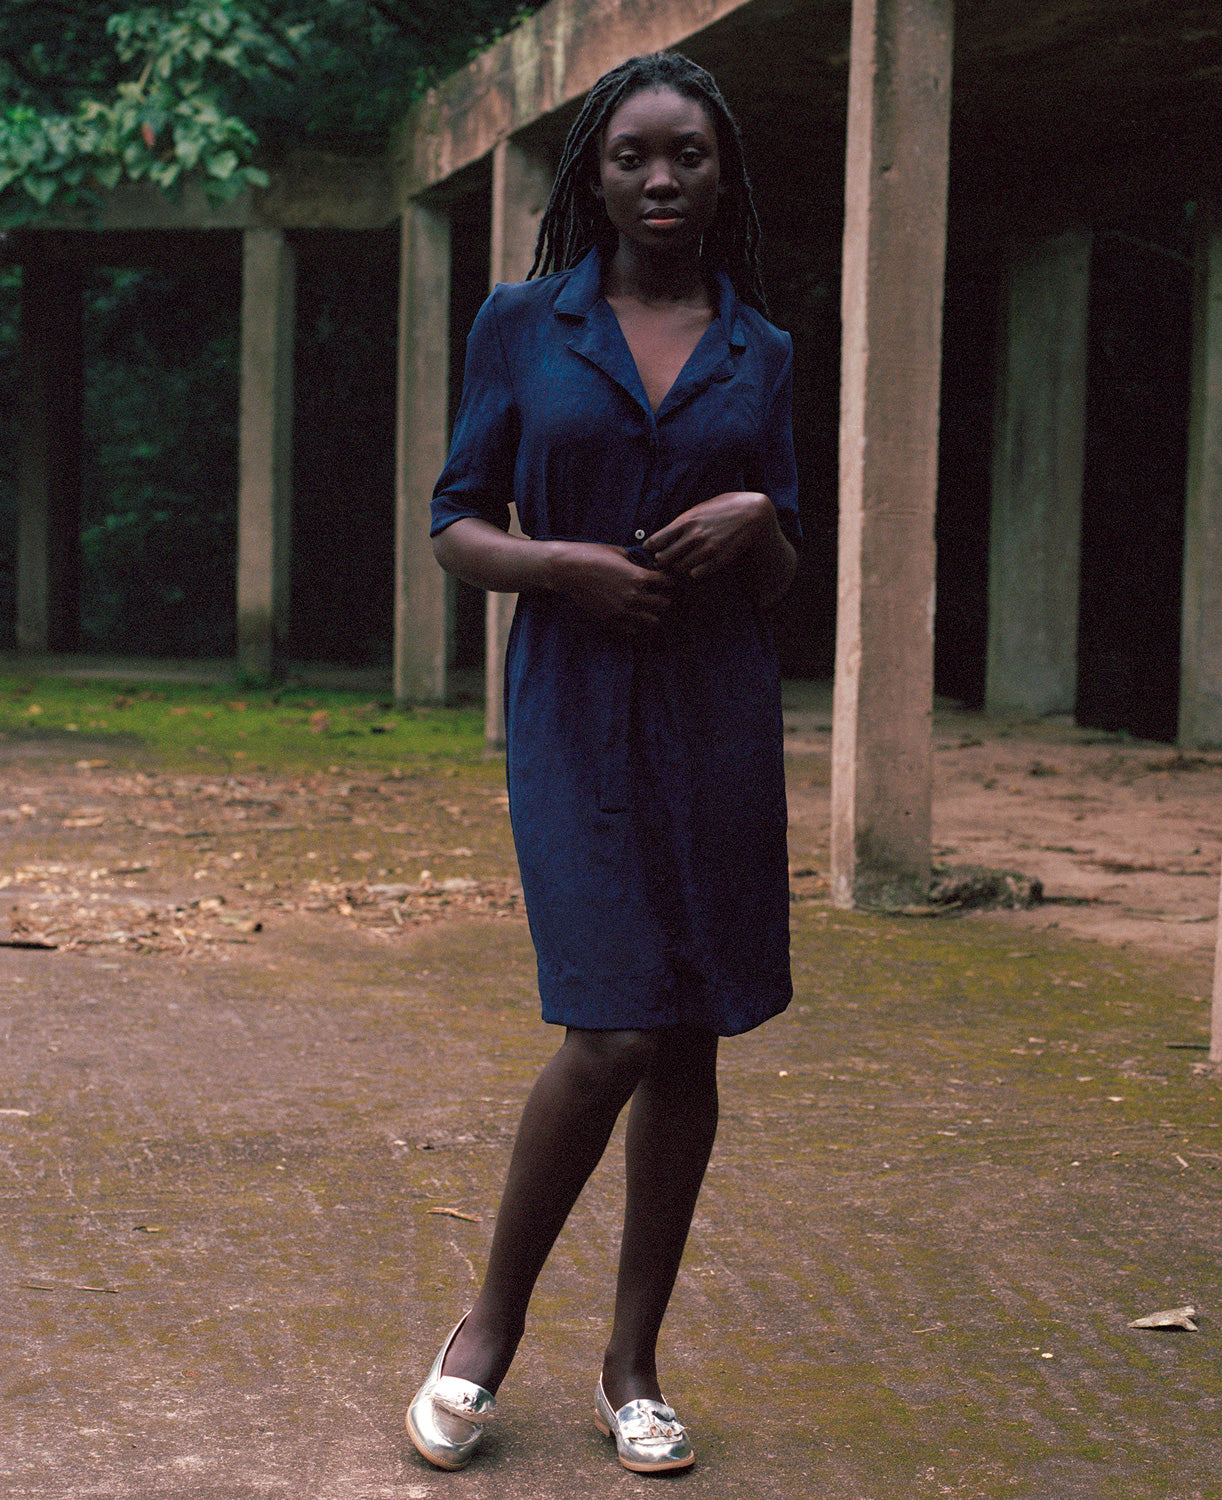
[831,0,954,909]
[1179,206,1222,749]
[485,137,551,746]
[16,258,83,653]
[985,231,1092,717]
[236,227,295,679]
[393,199,451,703]
[1212,866,1222,1066]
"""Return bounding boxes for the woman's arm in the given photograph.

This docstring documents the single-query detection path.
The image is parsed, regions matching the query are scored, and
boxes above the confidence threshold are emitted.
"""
[643,492,798,609]
[433,518,677,635]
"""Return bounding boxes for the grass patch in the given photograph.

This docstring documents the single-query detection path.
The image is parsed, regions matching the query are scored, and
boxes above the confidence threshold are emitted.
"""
[0,674,486,772]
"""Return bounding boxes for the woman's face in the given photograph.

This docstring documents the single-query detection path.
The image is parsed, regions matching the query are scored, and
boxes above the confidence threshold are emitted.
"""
[593,85,722,257]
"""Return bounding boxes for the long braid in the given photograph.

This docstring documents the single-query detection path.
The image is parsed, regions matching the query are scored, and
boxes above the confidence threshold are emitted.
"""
[528,53,769,315]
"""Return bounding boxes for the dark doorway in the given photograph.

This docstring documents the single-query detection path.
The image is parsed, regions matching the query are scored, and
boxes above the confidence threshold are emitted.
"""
[1076,220,1193,742]
[290,228,399,669]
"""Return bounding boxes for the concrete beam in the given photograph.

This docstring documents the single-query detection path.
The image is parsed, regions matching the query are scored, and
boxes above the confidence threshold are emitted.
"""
[393,0,759,200]
[237,228,296,679]
[28,151,395,234]
[1179,205,1222,749]
[16,259,83,653]
[985,231,1091,718]
[393,200,452,704]
[484,138,552,747]
[831,0,953,909]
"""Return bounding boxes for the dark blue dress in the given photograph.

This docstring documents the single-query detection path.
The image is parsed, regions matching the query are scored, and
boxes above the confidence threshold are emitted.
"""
[431,248,800,1036]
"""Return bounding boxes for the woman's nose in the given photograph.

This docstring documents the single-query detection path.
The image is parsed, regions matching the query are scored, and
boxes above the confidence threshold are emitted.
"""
[644,159,679,195]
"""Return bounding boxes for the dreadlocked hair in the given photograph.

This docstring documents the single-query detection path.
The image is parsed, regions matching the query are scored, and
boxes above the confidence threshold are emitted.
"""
[528,52,769,315]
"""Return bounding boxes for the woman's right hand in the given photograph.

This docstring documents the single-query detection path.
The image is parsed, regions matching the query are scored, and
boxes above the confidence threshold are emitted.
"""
[549,542,677,636]
[433,520,676,636]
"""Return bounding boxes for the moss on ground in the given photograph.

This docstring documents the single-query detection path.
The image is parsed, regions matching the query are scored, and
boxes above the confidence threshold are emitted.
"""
[0,672,484,772]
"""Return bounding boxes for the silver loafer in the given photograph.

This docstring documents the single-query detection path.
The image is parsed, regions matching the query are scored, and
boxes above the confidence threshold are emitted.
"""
[594,1376,694,1473]
[406,1317,496,1470]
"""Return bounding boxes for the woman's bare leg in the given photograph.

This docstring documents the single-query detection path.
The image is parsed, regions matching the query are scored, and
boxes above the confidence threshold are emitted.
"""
[440,1026,661,1393]
[600,1025,719,1409]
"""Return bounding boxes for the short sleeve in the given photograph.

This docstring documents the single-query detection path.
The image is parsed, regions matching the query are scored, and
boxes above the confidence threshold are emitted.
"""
[754,336,801,551]
[430,291,519,537]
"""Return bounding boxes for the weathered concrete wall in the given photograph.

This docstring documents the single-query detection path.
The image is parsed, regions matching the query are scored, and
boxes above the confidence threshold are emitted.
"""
[1179,207,1222,749]
[16,259,83,653]
[985,231,1091,717]
[830,0,953,909]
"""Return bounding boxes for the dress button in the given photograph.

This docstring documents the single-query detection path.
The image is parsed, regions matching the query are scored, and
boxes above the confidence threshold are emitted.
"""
[634,529,646,541]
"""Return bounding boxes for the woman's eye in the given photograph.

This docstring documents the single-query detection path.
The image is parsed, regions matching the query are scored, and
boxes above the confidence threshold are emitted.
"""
[615,152,641,169]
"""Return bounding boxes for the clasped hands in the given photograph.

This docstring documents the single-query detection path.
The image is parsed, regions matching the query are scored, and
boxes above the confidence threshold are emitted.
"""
[560,491,777,636]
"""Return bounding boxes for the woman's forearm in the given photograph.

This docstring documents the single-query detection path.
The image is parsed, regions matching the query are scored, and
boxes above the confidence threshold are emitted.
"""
[432,518,567,594]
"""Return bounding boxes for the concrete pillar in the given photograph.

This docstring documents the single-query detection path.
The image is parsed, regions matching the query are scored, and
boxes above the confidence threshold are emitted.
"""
[236,227,295,679]
[485,137,551,746]
[16,258,83,653]
[393,199,451,703]
[831,0,954,909]
[1212,866,1222,1066]
[985,231,1092,717]
[1179,206,1222,749]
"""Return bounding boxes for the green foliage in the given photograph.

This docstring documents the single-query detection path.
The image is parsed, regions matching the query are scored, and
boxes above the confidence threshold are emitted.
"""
[79,265,240,656]
[0,0,541,226]
[0,2,296,223]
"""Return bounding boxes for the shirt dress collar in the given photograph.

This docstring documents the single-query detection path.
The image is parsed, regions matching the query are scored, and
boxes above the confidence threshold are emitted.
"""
[553,247,746,421]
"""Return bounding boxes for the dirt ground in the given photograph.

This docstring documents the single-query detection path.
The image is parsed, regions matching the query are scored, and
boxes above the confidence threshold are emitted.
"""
[781,688,1222,966]
[2,691,1219,969]
[2,697,1220,1499]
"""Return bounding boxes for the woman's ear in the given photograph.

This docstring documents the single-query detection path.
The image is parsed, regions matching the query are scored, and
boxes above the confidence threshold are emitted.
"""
[590,177,604,201]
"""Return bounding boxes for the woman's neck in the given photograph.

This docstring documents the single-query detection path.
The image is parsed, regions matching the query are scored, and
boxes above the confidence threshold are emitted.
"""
[603,240,710,308]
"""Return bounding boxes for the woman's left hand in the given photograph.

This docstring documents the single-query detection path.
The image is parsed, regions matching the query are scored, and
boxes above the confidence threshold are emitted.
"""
[644,492,774,579]
[643,491,798,607]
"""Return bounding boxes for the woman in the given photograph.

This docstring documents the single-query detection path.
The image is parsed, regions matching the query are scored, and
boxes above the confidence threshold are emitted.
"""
[407,50,799,1475]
